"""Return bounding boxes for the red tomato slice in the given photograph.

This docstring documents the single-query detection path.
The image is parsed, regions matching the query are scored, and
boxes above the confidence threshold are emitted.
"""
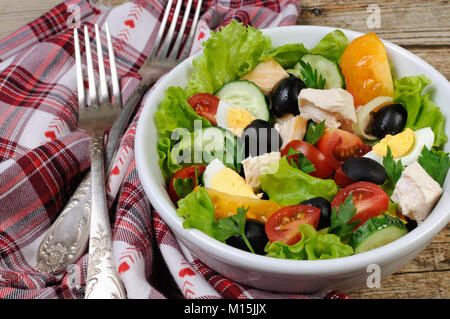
[334,166,355,188]
[316,128,371,168]
[265,205,320,245]
[168,165,207,204]
[187,93,220,125]
[281,140,335,179]
[331,181,389,228]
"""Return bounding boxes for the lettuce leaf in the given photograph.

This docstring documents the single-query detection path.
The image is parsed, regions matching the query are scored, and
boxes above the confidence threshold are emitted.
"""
[393,75,447,148]
[269,43,309,69]
[157,136,182,181]
[186,20,273,96]
[154,86,212,140]
[265,224,353,260]
[260,157,339,206]
[176,187,217,238]
[309,30,349,63]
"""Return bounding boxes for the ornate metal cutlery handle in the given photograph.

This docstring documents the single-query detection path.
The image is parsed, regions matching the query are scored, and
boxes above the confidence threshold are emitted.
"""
[84,135,126,299]
[36,173,91,274]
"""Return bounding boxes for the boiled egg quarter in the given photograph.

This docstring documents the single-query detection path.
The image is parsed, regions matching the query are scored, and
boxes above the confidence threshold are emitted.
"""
[364,127,434,166]
[215,100,256,137]
[203,158,258,198]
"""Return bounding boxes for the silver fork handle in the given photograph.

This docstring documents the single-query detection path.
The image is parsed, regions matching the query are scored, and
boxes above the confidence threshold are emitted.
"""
[85,135,126,299]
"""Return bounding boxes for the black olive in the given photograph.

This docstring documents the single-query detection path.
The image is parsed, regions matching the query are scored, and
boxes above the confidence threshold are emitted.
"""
[239,119,282,158]
[371,103,407,139]
[300,197,332,229]
[341,157,387,185]
[405,216,418,232]
[270,75,306,117]
[226,220,268,255]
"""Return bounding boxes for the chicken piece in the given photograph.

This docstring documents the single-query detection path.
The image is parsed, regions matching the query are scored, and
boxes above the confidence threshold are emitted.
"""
[241,152,281,190]
[298,88,357,128]
[391,162,443,223]
[241,58,289,96]
[274,114,308,149]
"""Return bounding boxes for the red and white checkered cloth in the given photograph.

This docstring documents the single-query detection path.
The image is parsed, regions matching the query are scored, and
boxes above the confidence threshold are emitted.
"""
[0,0,349,299]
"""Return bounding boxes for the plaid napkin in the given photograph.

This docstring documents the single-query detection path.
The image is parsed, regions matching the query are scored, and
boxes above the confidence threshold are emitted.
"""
[0,0,349,299]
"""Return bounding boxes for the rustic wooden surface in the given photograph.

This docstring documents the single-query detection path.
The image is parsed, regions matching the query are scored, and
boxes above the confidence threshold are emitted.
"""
[0,0,448,299]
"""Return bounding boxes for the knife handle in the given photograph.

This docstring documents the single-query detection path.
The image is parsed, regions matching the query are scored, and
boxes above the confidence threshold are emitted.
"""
[105,81,151,169]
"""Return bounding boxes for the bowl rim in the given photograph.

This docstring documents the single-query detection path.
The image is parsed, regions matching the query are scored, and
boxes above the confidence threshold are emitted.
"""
[135,25,450,276]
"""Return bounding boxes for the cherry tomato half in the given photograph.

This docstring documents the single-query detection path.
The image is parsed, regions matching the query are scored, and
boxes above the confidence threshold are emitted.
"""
[187,93,220,125]
[331,181,389,228]
[281,140,335,179]
[265,205,320,245]
[315,128,371,168]
[334,166,356,188]
[168,165,207,204]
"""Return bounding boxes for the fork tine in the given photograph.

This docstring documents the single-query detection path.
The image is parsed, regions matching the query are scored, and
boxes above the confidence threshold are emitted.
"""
[105,23,121,106]
[74,28,85,109]
[95,24,108,105]
[148,0,174,60]
[158,0,183,58]
[84,25,98,107]
[168,0,193,60]
[179,0,203,60]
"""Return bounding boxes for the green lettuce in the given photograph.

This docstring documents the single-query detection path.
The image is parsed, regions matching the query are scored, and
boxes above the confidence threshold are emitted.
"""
[271,30,348,72]
[260,157,339,206]
[393,75,447,148]
[309,29,349,63]
[265,224,353,260]
[269,43,309,69]
[154,86,212,140]
[176,187,217,238]
[186,20,273,96]
[157,136,182,181]
[176,188,253,250]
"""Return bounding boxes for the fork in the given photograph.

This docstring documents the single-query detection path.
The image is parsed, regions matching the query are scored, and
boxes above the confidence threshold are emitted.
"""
[75,23,126,299]
[36,0,203,279]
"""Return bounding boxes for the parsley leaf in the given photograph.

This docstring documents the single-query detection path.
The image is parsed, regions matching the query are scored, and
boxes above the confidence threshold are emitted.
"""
[173,167,200,199]
[304,120,325,145]
[327,194,360,241]
[381,146,404,196]
[286,148,316,174]
[214,206,255,253]
[298,60,326,89]
[418,146,450,187]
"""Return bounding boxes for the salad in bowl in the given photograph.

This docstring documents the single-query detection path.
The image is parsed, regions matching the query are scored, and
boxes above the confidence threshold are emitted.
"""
[151,21,449,264]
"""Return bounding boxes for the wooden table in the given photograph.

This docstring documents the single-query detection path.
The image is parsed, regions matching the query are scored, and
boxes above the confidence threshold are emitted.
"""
[0,0,448,299]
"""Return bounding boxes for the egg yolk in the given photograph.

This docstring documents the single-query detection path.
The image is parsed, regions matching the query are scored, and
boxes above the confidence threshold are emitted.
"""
[210,167,257,198]
[372,128,415,158]
[226,108,256,137]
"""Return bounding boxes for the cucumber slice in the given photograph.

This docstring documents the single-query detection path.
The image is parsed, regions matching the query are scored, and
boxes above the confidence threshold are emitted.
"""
[292,54,345,89]
[349,214,408,254]
[215,80,269,121]
[171,127,239,170]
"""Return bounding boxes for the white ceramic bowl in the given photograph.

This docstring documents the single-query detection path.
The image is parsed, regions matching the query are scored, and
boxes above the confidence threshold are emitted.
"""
[135,26,450,294]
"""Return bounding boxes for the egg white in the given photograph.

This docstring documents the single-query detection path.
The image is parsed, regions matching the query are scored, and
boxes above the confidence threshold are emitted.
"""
[215,100,233,130]
[364,127,435,166]
[203,158,227,188]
